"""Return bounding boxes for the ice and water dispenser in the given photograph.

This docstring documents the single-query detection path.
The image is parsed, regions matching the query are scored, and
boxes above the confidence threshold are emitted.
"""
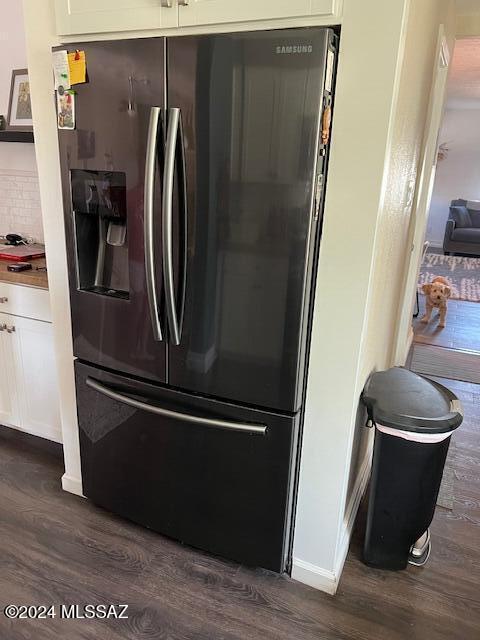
[71,169,129,299]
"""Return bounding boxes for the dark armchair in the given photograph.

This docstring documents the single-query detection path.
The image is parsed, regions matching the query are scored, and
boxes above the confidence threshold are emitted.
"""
[443,198,480,257]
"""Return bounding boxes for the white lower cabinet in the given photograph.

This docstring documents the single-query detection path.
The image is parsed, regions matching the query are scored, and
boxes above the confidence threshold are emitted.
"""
[0,320,20,428]
[0,310,62,444]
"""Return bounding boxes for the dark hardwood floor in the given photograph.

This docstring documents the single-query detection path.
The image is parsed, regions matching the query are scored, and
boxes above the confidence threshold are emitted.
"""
[1,378,479,640]
[413,296,480,352]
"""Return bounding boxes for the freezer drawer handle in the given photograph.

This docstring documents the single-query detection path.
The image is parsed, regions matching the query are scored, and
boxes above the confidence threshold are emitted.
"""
[144,106,163,342]
[86,377,267,435]
[162,107,187,346]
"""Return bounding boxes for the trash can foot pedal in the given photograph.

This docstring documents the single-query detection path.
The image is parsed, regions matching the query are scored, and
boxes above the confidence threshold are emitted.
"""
[408,530,431,566]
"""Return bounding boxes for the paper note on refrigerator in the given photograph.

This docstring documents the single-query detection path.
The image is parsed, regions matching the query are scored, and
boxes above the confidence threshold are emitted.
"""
[68,50,87,85]
[52,50,70,90]
[57,90,75,130]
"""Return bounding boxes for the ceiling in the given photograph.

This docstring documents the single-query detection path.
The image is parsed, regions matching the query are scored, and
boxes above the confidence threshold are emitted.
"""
[447,37,480,107]
[455,0,480,14]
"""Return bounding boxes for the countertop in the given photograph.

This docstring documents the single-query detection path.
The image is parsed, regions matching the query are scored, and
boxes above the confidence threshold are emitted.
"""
[0,257,48,289]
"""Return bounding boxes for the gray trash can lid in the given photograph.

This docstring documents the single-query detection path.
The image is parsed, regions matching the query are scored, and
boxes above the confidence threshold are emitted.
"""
[362,367,463,434]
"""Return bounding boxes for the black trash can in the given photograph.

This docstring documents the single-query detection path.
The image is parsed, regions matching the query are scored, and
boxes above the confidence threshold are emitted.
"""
[361,367,463,570]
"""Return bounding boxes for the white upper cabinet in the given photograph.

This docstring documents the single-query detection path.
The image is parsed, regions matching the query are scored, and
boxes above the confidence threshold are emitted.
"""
[54,0,341,37]
[178,0,338,27]
[55,0,178,36]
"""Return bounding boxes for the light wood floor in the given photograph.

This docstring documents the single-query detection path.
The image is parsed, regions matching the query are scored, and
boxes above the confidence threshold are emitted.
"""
[0,377,479,640]
[413,296,480,352]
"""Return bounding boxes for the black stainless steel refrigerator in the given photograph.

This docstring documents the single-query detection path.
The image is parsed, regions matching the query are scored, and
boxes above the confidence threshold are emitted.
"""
[57,28,337,573]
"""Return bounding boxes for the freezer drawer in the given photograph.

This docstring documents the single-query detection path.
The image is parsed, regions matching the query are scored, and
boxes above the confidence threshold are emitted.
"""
[75,361,299,572]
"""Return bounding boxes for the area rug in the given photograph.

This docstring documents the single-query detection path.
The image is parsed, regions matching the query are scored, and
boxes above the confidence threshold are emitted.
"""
[418,253,480,302]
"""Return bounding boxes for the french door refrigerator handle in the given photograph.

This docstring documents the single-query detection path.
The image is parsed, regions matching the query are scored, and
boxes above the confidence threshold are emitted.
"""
[176,108,188,344]
[86,377,267,435]
[162,107,182,345]
[144,106,163,342]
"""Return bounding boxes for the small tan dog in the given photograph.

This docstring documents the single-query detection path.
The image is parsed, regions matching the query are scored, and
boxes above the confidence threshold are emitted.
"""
[420,276,451,328]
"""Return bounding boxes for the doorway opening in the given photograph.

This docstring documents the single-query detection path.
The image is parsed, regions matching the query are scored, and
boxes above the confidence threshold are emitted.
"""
[411,37,480,382]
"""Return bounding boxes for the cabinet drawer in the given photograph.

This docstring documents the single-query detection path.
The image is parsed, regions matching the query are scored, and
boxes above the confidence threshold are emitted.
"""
[0,282,52,323]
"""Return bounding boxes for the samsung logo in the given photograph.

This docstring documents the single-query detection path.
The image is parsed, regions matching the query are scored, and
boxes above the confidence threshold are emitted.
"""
[276,45,313,54]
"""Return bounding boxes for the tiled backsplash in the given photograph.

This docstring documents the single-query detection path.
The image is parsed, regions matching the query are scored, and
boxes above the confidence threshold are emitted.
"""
[0,169,44,244]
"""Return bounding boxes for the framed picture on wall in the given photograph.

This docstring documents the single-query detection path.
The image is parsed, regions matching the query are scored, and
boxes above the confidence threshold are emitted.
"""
[7,69,33,131]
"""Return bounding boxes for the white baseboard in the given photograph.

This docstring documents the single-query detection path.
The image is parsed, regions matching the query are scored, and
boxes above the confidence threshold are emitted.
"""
[62,473,84,497]
[291,558,337,595]
[291,451,371,595]
[1,421,62,445]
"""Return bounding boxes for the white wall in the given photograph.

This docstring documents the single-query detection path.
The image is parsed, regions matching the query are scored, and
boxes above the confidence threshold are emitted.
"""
[22,0,81,494]
[0,171,43,242]
[0,2,28,118]
[426,108,480,247]
[21,0,456,594]
[393,24,451,366]
[292,0,410,591]
[363,0,455,373]
[457,12,480,36]
[294,0,455,593]
[0,1,44,242]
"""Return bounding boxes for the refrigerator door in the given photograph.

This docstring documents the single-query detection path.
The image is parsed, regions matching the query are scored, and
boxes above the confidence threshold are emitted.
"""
[76,360,299,572]
[167,29,331,412]
[58,39,168,382]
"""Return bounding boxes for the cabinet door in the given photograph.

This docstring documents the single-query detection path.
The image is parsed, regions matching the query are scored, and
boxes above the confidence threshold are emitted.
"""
[9,316,62,443]
[179,0,337,27]
[55,0,178,36]
[0,316,20,428]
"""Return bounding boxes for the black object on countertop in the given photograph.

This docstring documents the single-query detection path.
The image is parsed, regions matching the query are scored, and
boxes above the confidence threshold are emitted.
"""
[361,367,463,570]
[5,233,26,246]
[7,262,32,272]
